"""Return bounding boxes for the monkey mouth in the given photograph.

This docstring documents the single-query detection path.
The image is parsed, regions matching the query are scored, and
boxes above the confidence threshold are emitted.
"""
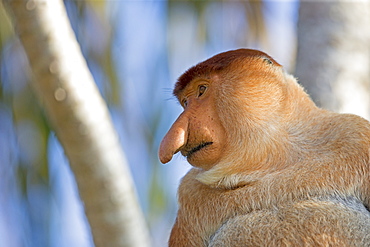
[184,142,213,158]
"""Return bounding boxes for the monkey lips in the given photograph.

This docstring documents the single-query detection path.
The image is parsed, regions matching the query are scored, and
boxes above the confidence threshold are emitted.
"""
[182,141,214,159]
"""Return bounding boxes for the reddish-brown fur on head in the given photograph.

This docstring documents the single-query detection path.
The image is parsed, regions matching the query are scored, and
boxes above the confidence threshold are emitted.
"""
[174,49,281,96]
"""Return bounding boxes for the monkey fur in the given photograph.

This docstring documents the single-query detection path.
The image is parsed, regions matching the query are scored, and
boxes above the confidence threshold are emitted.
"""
[159,49,370,246]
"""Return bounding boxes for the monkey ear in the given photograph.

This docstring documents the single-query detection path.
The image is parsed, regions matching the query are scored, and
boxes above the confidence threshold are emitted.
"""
[263,57,274,65]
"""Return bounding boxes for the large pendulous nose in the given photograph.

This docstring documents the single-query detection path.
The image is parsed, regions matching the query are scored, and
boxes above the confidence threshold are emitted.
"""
[158,113,188,164]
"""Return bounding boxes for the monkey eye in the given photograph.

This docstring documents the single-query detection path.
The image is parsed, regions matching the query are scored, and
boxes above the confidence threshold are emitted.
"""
[198,85,207,97]
[182,99,188,107]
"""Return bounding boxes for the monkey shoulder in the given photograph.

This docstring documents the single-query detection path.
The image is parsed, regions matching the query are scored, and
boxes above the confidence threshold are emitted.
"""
[300,112,370,167]
[176,168,249,221]
[209,196,370,247]
[326,113,370,141]
[177,168,222,205]
[174,168,242,245]
[318,113,370,175]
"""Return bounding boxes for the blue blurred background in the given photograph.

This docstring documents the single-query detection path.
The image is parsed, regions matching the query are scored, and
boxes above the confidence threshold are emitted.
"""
[0,1,298,246]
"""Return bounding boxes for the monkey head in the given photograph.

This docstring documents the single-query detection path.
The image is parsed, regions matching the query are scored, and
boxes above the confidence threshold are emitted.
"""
[159,49,295,173]
[159,73,227,170]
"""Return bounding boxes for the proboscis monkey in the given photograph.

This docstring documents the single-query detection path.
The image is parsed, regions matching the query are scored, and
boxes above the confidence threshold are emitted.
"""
[159,49,370,246]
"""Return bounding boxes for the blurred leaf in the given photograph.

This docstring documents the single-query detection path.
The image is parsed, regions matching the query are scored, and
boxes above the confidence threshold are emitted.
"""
[168,0,266,46]
[0,2,14,103]
[243,1,268,47]
[148,163,167,223]
[12,83,51,186]
[101,47,121,105]
[68,0,122,106]
[17,165,28,196]
[0,1,14,52]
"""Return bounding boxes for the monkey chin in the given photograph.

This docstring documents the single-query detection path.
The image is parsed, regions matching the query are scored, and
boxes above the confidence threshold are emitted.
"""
[183,142,221,170]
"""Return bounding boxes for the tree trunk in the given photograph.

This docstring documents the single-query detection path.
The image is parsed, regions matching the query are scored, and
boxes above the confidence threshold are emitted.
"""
[2,0,150,246]
[295,1,370,120]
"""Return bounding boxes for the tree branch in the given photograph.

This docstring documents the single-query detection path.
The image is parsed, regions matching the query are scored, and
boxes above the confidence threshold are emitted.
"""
[2,0,150,246]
